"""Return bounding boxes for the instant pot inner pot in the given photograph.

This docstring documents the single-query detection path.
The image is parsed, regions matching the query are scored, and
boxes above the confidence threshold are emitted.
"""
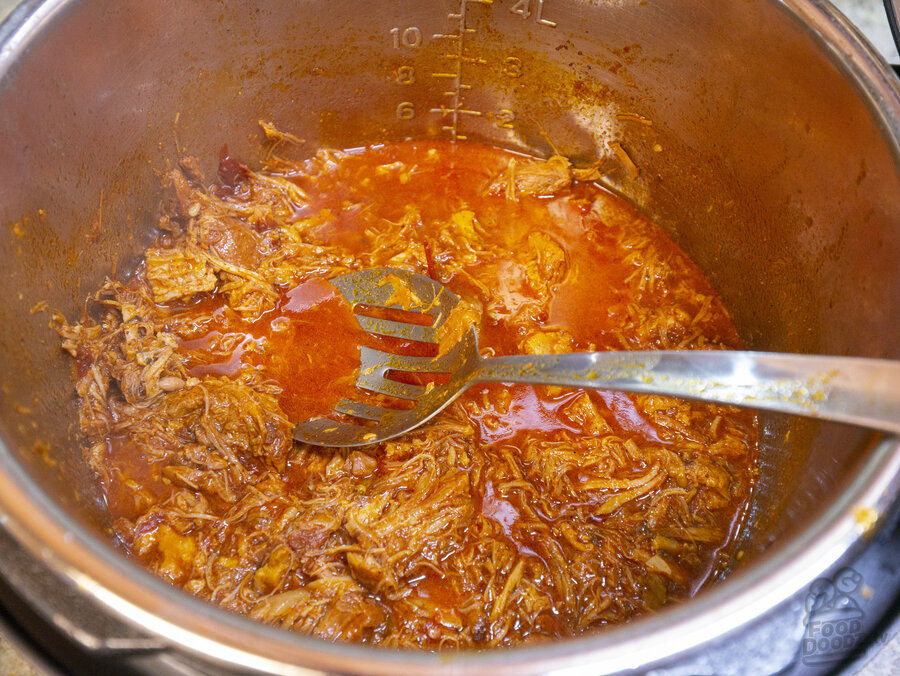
[0,0,898,654]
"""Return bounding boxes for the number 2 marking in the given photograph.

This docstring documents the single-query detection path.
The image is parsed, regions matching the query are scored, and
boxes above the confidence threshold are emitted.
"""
[496,109,516,129]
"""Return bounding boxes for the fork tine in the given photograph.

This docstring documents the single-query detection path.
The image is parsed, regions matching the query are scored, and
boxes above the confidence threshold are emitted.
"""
[293,269,476,447]
[360,347,453,374]
[356,371,427,400]
[293,417,375,446]
[331,268,459,329]
[354,315,438,343]
[333,399,395,421]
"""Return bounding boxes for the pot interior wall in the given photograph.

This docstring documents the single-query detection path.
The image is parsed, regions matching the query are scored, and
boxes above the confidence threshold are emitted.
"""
[0,0,897,604]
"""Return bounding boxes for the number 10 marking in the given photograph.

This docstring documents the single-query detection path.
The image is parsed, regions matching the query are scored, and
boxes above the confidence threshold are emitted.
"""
[391,26,423,48]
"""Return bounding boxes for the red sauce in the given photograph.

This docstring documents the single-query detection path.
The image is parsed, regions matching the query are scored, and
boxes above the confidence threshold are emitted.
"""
[102,435,172,521]
[171,278,364,422]
[596,390,669,443]
[66,139,758,648]
[467,384,583,445]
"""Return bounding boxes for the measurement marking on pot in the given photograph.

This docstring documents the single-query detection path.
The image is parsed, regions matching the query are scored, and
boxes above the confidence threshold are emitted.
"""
[395,66,415,85]
[390,26,423,49]
[390,0,558,138]
[426,0,558,140]
[424,0,495,140]
[510,0,557,27]
[390,24,424,122]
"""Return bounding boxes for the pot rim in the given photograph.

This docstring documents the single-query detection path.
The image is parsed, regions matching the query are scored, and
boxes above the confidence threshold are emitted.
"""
[0,1,899,674]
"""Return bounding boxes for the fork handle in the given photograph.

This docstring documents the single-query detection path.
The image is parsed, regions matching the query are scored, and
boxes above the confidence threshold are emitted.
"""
[473,350,900,435]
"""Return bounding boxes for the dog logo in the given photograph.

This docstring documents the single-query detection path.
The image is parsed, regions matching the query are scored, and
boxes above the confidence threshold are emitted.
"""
[802,567,865,665]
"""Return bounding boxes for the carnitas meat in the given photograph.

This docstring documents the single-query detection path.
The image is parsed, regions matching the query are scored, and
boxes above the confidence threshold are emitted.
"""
[56,136,758,648]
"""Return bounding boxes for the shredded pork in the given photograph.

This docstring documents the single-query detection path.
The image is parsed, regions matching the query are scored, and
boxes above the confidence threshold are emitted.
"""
[56,137,758,648]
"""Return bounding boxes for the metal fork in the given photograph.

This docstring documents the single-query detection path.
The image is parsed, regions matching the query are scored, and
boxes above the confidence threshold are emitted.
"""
[292,268,900,447]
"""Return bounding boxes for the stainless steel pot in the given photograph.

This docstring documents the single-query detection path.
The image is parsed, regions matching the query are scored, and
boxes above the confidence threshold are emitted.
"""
[0,1,899,674]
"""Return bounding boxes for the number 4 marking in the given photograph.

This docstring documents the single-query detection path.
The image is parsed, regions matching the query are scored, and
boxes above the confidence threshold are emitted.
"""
[510,0,557,27]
